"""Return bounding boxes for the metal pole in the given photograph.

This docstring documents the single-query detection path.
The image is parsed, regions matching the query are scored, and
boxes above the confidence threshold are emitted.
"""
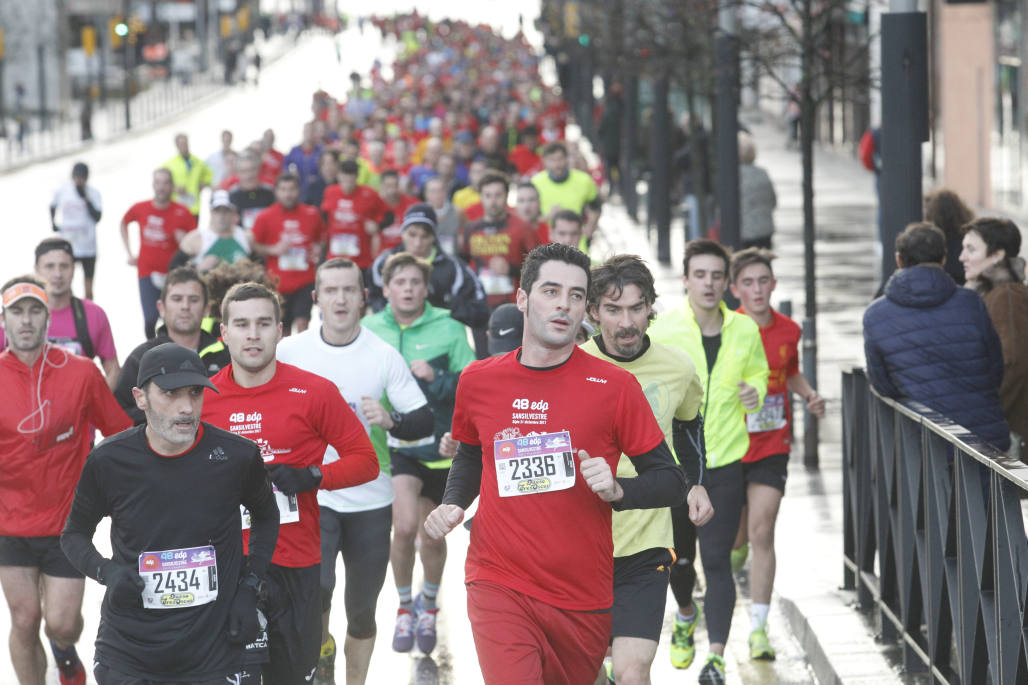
[714,0,740,248]
[36,43,48,131]
[621,76,639,221]
[123,0,132,130]
[651,73,672,264]
[197,0,207,72]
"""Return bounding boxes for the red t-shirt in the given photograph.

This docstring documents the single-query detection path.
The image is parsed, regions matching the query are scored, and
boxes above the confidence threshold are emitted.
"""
[251,202,325,294]
[450,347,664,611]
[464,202,484,222]
[0,348,131,536]
[259,149,284,185]
[508,144,542,177]
[121,200,197,278]
[739,308,801,462]
[202,362,378,567]
[461,214,540,307]
[320,184,387,268]
[534,220,551,244]
[378,194,420,253]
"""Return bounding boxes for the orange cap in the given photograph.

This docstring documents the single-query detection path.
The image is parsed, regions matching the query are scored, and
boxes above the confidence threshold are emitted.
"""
[2,283,48,308]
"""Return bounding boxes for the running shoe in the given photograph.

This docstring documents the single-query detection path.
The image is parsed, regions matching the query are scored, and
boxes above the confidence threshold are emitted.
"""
[749,625,776,661]
[669,604,701,669]
[697,653,726,685]
[316,633,336,685]
[413,593,438,654]
[731,543,749,573]
[392,608,416,652]
[54,647,86,685]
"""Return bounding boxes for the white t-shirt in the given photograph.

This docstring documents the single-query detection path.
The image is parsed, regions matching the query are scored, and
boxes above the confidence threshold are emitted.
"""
[276,326,427,512]
[51,182,102,257]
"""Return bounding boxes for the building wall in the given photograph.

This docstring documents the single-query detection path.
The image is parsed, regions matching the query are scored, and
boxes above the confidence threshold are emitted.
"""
[938,1,994,208]
[0,0,67,117]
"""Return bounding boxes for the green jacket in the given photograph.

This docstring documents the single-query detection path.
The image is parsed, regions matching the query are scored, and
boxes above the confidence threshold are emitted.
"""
[163,154,213,215]
[364,302,475,468]
[649,300,769,469]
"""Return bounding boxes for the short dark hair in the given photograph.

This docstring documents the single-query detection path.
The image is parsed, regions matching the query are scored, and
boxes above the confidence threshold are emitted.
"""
[542,141,568,157]
[589,254,658,321]
[161,267,209,306]
[382,253,432,285]
[339,160,359,176]
[895,222,946,267]
[275,172,300,188]
[380,169,400,184]
[552,209,583,228]
[520,243,591,296]
[317,148,338,165]
[479,172,509,194]
[963,217,1022,260]
[315,257,365,292]
[34,237,75,264]
[221,281,281,323]
[683,238,730,276]
[730,247,776,283]
[516,181,538,197]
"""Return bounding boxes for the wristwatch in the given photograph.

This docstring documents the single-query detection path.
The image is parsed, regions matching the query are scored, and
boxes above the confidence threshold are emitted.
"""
[240,571,264,594]
[389,410,404,432]
[308,465,323,481]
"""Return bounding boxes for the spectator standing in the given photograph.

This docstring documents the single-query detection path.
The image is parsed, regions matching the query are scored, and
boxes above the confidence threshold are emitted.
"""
[50,162,102,300]
[864,223,1010,450]
[960,218,1028,455]
[738,133,777,250]
[924,188,975,286]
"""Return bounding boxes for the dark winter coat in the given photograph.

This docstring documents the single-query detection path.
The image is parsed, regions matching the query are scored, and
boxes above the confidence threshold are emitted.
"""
[863,264,1010,450]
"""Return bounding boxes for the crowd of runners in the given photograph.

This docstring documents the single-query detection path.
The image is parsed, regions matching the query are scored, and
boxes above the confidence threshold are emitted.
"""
[0,12,826,685]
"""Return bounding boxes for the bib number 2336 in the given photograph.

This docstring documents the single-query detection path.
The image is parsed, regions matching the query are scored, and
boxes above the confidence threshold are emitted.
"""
[494,431,576,497]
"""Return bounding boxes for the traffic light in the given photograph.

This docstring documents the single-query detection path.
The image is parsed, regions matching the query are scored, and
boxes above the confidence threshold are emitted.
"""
[82,26,96,56]
[110,16,128,48]
[578,34,590,46]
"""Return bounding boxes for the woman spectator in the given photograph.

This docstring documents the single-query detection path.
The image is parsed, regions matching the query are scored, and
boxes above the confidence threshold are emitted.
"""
[739,132,777,249]
[960,217,1028,456]
[925,189,975,285]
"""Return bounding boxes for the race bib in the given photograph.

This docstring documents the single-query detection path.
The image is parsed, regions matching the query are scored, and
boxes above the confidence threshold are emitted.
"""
[746,393,787,433]
[478,270,514,296]
[139,545,218,609]
[330,233,360,257]
[241,487,299,529]
[494,431,576,497]
[278,247,308,271]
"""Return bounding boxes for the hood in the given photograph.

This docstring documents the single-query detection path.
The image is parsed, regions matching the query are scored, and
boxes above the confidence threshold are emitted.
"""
[884,264,957,308]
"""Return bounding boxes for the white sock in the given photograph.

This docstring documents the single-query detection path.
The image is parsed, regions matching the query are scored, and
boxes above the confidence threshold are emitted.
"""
[677,608,696,624]
[751,603,770,630]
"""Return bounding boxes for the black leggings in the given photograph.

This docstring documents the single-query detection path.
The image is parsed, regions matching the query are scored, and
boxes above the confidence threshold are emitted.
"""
[669,460,745,645]
[319,505,393,639]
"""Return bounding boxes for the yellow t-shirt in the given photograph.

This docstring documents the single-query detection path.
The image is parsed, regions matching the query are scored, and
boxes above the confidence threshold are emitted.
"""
[452,186,480,211]
[581,337,703,557]
[531,168,598,215]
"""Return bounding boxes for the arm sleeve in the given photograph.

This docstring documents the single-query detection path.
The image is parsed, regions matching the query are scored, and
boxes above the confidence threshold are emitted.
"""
[389,404,435,441]
[60,457,111,582]
[112,352,146,425]
[86,363,133,435]
[617,439,687,510]
[239,449,279,579]
[441,442,482,509]
[672,415,705,487]
[315,383,380,490]
[91,308,119,362]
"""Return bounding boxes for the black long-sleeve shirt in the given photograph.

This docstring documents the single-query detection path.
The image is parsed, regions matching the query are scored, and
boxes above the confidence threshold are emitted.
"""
[61,423,279,680]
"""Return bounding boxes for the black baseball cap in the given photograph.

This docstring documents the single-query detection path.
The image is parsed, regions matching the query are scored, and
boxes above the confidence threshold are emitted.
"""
[402,203,437,233]
[35,237,75,262]
[137,343,219,392]
[487,303,524,356]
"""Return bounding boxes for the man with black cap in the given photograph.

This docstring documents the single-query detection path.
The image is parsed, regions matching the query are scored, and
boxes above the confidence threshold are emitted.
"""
[50,162,102,299]
[61,342,280,685]
[368,203,490,356]
[0,275,131,685]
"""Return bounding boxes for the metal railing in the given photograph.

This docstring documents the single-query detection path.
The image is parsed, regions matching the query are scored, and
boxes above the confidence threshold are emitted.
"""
[842,368,1028,684]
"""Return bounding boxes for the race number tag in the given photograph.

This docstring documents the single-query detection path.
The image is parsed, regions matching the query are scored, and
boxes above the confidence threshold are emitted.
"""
[278,247,308,271]
[746,393,787,433]
[478,270,514,296]
[139,545,217,609]
[494,431,575,497]
[330,234,360,257]
[241,487,299,529]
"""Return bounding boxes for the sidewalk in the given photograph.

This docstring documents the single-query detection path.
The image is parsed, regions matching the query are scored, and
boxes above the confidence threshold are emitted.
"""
[593,110,909,683]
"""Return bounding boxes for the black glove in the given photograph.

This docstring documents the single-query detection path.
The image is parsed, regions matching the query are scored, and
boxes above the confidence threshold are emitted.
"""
[267,464,322,495]
[98,561,144,609]
[228,578,260,644]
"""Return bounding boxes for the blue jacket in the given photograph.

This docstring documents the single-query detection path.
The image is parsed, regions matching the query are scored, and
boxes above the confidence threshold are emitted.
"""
[863,265,1009,449]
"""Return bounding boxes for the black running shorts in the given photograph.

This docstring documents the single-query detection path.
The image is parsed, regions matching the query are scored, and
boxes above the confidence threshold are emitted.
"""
[611,547,673,642]
[0,535,83,578]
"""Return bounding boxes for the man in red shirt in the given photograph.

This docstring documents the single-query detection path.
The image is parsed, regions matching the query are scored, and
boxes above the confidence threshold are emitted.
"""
[250,173,326,336]
[121,168,198,339]
[259,129,285,184]
[515,181,549,244]
[377,170,419,254]
[424,243,687,684]
[0,276,131,685]
[320,159,387,270]
[460,172,539,309]
[508,125,542,178]
[728,248,825,659]
[201,282,378,685]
